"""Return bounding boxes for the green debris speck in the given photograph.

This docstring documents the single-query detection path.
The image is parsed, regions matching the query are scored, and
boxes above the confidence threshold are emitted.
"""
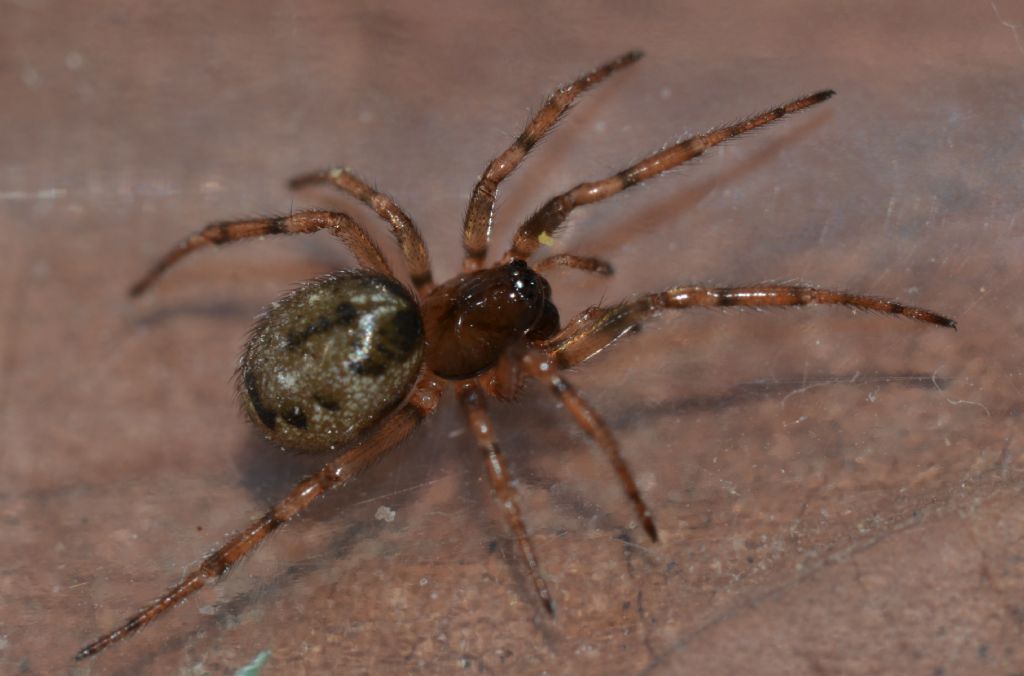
[234,649,271,676]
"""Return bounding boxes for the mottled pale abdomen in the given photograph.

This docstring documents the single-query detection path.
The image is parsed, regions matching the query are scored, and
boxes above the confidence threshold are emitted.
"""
[239,272,424,452]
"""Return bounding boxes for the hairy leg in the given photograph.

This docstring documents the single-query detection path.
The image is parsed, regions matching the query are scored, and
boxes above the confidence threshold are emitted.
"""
[75,373,445,660]
[520,353,657,541]
[456,381,555,614]
[534,253,613,276]
[290,168,434,293]
[504,90,835,261]
[541,284,956,369]
[130,210,391,296]
[462,51,643,271]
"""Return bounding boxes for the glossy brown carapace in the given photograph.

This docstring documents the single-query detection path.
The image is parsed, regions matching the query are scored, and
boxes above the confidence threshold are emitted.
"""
[421,260,559,379]
[77,53,955,661]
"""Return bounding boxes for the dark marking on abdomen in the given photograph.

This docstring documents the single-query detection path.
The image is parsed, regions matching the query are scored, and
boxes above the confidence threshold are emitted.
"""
[281,405,308,429]
[243,370,277,430]
[314,395,340,411]
[348,305,424,377]
[286,301,359,349]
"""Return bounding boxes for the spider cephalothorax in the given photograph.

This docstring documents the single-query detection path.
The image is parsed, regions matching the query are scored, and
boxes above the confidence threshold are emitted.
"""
[77,52,954,661]
[421,259,559,379]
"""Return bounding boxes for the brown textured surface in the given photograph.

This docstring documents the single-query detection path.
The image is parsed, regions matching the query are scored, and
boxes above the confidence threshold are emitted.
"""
[2,2,1022,674]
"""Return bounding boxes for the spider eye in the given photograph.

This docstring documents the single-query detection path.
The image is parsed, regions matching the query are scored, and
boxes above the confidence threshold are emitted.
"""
[507,265,543,305]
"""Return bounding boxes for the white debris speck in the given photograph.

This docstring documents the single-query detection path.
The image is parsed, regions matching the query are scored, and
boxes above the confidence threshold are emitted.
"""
[375,505,396,523]
[65,52,84,70]
[276,372,298,389]
[20,65,41,88]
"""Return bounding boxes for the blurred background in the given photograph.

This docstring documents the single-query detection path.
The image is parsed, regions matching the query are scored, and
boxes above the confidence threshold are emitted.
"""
[2,2,1022,673]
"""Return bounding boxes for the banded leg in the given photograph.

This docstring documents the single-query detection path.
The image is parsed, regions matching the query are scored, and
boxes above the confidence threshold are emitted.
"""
[130,210,391,297]
[462,51,644,271]
[456,381,555,614]
[521,353,657,542]
[541,284,957,369]
[290,168,434,294]
[534,253,614,276]
[504,90,835,261]
[75,373,445,661]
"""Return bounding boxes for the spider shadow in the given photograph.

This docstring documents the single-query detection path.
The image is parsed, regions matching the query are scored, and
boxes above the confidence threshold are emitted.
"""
[485,65,639,238]
[509,368,950,538]
[606,370,951,427]
[131,299,256,328]
[107,521,378,676]
[101,364,948,673]
[233,429,341,505]
[109,429,445,675]
[127,246,343,330]
[231,398,463,504]
[572,111,834,265]
[291,53,639,255]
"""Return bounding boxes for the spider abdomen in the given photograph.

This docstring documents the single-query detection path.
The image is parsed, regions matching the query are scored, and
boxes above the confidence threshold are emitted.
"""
[239,271,424,453]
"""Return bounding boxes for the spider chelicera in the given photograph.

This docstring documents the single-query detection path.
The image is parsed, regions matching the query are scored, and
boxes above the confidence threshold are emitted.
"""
[77,51,956,660]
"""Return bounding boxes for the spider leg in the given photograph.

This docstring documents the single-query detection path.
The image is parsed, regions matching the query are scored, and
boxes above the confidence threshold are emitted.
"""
[503,90,835,262]
[456,381,555,615]
[130,210,391,297]
[534,253,614,276]
[521,353,657,542]
[290,168,434,294]
[541,284,957,369]
[476,350,526,401]
[75,373,445,661]
[462,51,644,272]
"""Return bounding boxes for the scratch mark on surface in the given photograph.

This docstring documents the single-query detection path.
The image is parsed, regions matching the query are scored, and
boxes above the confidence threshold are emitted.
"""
[991,1,1024,58]
[781,370,861,407]
[931,368,990,416]
[0,248,29,434]
[0,188,67,201]
[355,477,447,506]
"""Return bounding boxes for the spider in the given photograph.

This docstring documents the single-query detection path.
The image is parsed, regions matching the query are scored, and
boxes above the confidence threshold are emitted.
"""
[76,51,955,661]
